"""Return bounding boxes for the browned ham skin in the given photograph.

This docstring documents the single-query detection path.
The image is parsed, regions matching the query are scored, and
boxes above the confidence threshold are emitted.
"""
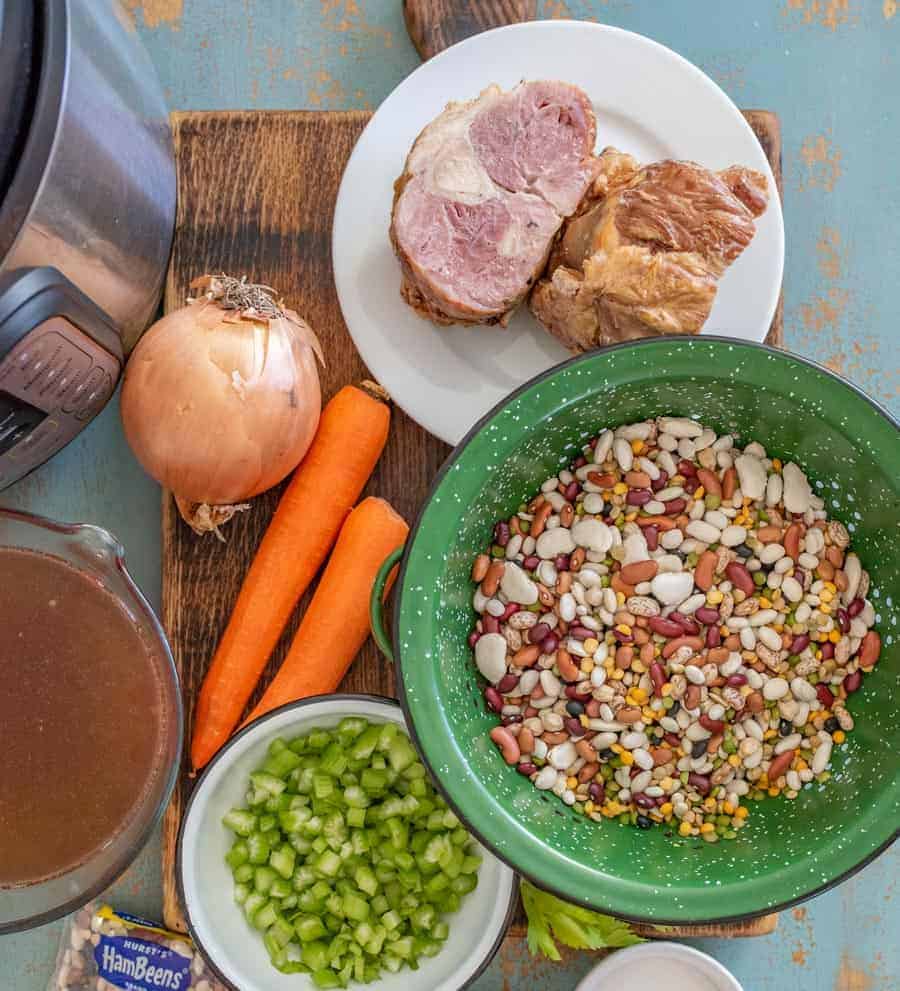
[530,148,770,350]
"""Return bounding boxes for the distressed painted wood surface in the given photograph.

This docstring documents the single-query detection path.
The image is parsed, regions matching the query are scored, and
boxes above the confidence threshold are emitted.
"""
[157,107,781,942]
[1,3,897,990]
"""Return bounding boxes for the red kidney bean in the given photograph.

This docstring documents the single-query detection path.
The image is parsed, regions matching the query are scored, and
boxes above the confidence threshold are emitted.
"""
[496,673,519,694]
[573,455,587,469]
[695,606,720,626]
[670,611,701,636]
[501,602,519,621]
[493,521,510,546]
[688,772,711,796]
[650,661,667,696]
[626,489,652,506]
[586,699,602,718]
[651,470,669,492]
[613,628,634,644]
[529,623,551,644]
[644,525,659,551]
[482,615,500,634]
[706,625,721,648]
[517,762,537,776]
[484,687,503,712]
[767,749,795,781]
[648,616,684,638]
[816,684,835,708]
[524,706,538,718]
[568,625,593,640]
[848,598,865,618]
[843,670,863,693]
[684,477,699,494]
[790,633,811,654]
[837,608,851,634]
[655,795,667,807]
[541,634,560,654]
[634,794,656,810]
[699,714,725,734]
[727,673,748,687]
[564,481,580,502]
[565,686,592,703]
[664,733,682,748]
[565,717,586,738]
[663,497,687,514]
[501,714,523,726]
[820,641,835,660]
[725,561,755,595]
[589,781,605,802]
[468,630,480,648]
[678,459,697,477]
[523,555,540,571]
[555,554,571,572]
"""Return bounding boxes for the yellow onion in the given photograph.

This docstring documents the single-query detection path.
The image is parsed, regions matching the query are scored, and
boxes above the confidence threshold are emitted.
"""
[121,275,323,536]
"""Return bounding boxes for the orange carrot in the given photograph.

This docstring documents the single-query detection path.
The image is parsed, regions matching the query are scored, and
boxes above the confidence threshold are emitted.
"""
[243,497,408,725]
[191,383,390,770]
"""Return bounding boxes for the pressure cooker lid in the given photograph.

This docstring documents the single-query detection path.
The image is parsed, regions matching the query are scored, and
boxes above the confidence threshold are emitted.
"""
[0,0,36,210]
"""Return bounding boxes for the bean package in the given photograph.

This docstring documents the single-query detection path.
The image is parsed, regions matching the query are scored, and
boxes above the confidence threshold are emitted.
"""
[471,417,881,841]
[48,904,225,991]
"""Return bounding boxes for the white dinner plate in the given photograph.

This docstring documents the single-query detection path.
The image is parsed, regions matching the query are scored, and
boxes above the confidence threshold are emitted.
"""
[333,21,785,445]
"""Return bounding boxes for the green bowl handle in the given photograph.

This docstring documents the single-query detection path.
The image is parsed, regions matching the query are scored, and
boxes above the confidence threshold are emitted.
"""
[370,546,404,662]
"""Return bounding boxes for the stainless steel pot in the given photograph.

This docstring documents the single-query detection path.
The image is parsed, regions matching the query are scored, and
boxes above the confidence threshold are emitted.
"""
[0,0,175,487]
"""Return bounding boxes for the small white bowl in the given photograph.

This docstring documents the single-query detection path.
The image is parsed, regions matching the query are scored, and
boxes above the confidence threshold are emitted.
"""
[178,694,516,991]
[576,942,743,991]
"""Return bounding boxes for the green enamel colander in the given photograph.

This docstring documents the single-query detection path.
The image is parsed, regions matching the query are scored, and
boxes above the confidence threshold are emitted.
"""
[370,337,899,925]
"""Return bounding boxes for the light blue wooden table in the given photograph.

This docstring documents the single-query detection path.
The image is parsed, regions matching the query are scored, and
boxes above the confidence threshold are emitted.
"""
[2,3,897,988]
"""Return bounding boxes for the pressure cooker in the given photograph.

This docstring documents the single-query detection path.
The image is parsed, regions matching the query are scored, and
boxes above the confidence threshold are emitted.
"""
[0,0,175,488]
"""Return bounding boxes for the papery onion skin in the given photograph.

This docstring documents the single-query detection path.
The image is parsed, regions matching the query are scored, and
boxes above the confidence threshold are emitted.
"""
[121,294,322,508]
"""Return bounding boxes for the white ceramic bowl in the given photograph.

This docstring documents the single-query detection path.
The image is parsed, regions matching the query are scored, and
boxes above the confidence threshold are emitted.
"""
[178,694,517,991]
[575,942,743,991]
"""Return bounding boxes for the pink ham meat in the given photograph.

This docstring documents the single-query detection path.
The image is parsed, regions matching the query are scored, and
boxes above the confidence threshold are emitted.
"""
[390,81,599,326]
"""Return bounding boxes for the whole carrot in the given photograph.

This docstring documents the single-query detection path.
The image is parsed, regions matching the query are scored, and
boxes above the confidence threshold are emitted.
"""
[191,382,390,770]
[243,497,408,725]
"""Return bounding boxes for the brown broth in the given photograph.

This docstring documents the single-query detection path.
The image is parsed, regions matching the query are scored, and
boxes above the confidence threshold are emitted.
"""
[0,548,166,887]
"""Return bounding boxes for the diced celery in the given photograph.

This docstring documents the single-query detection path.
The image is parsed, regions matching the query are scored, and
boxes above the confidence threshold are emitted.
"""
[270,844,296,880]
[247,833,271,865]
[320,742,349,777]
[251,771,287,797]
[337,717,368,739]
[295,915,328,943]
[343,891,370,922]
[253,901,278,931]
[350,724,382,760]
[315,850,342,877]
[233,882,250,906]
[222,809,257,837]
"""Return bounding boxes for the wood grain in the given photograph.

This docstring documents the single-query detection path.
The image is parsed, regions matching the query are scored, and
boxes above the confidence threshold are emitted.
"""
[404,0,537,60]
[160,110,451,931]
[402,1,784,347]
[161,105,782,939]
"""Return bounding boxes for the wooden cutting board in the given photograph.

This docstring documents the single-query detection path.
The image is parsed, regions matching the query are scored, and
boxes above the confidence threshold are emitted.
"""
[160,104,782,941]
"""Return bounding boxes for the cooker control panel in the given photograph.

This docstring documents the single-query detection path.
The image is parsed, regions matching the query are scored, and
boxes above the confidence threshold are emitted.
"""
[0,318,120,487]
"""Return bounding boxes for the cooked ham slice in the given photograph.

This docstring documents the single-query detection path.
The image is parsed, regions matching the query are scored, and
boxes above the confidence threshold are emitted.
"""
[390,81,599,326]
[530,148,769,350]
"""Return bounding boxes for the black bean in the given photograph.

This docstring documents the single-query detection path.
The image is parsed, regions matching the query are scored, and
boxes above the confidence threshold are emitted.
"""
[779,719,793,737]
[566,700,585,717]
[691,739,709,759]
[825,716,840,734]
[735,543,753,557]
[595,748,613,761]
[669,700,681,717]
[636,815,653,829]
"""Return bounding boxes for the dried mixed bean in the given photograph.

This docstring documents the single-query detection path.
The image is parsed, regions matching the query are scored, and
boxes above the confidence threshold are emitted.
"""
[470,417,881,841]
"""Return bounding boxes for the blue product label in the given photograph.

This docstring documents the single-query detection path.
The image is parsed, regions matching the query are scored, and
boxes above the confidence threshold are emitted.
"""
[94,934,191,991]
